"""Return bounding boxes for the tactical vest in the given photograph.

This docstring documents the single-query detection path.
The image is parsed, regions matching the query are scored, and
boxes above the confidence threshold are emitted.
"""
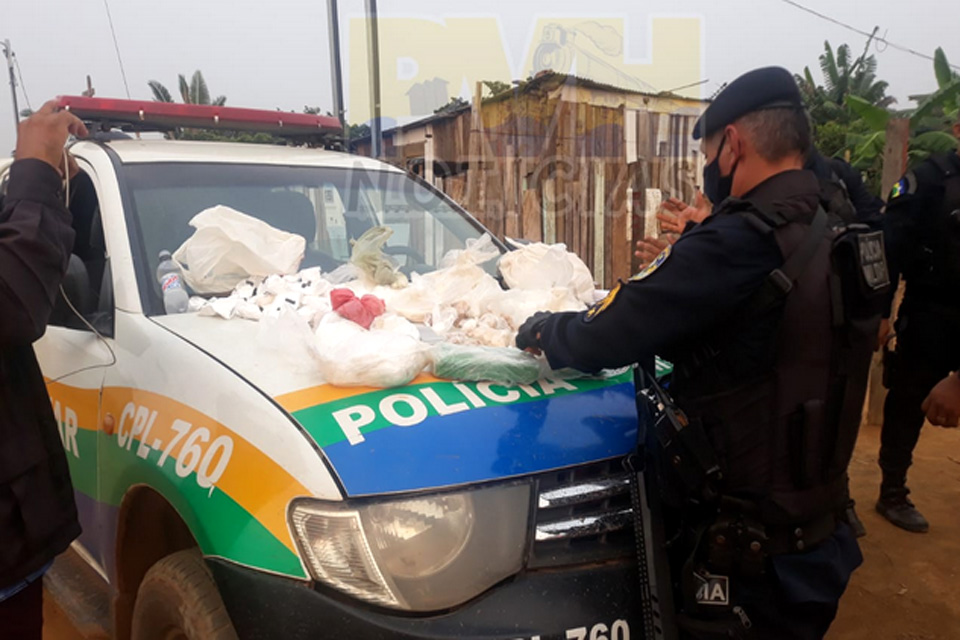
[911,153,960,296]
[670,201,889,529]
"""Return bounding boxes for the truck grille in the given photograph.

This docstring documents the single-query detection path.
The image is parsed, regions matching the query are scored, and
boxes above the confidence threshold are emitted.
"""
[528,459,635,569]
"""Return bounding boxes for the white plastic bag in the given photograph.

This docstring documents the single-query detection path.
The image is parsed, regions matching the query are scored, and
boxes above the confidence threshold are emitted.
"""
[499,242,596,304]
[438,233,501,269]
[314,315,428,388]
[173,205,305,295]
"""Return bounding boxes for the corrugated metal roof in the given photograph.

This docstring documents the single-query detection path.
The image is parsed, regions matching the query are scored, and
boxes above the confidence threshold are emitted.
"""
[358,72,708,142]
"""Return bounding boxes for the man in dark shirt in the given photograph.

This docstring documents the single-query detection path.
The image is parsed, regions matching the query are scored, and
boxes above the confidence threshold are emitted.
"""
[0,100,88,639]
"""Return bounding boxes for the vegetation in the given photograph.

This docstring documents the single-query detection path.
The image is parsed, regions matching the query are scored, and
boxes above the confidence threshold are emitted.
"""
[798,41,959,194]
[148,71,226,106]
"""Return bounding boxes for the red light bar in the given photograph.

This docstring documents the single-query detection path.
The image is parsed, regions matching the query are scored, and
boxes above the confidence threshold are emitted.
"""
[56,95,342,138]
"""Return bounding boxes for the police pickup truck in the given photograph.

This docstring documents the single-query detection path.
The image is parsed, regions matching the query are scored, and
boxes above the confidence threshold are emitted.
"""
[12,96,664,640]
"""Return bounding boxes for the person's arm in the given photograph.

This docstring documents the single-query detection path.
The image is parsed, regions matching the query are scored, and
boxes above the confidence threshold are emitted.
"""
[831,158,884,226]
[535,214,781,372]
[0,160,76,344]
[0,101,87,345]
[882,168,937,319]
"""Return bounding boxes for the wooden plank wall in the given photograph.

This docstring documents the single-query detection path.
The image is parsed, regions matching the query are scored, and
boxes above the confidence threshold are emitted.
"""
[374,92,701,289]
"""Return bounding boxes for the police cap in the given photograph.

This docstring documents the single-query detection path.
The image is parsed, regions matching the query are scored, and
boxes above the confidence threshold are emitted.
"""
[693,67,804,140]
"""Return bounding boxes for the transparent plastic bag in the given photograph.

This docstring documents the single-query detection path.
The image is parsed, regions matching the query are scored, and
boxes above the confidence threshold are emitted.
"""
[429,343,545,385]
[350,226,405,286]
[314,315,428,388]
[499,242,596,304]
[173,205,305,294]
[438,233,501,269]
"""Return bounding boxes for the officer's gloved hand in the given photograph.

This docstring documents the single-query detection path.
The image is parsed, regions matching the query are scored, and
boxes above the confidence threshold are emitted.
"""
[516,312,552,354]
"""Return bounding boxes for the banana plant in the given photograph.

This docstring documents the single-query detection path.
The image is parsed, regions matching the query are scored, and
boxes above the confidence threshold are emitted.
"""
[845,47,960,171]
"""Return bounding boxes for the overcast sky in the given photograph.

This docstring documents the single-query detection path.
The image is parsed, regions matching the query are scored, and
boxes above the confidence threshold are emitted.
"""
[2,0,958,154]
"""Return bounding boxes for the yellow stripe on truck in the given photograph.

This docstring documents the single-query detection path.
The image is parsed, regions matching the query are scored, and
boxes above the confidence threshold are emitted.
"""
[47,380,312,555]
[275,373,443,413]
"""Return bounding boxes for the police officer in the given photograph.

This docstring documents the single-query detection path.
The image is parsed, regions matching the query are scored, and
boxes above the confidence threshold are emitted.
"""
[518,67,870,639]
[876,114,960,533]
[638,148,883,542]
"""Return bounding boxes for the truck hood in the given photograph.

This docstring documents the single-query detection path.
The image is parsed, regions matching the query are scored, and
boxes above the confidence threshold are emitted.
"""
[154,314,639,496]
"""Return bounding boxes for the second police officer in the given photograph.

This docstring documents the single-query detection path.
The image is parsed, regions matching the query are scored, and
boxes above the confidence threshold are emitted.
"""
[517,67,888,639]
[877,112,960,532]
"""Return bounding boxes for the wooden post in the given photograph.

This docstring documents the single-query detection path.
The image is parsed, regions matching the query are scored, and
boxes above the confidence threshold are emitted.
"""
[466,81,484,217]
[865,118,911,427]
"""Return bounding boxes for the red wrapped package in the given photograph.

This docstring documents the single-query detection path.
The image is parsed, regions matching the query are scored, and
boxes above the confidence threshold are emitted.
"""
[330,289,386,329]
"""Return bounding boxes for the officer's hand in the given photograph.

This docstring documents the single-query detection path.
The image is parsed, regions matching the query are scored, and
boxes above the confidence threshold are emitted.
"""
[656,193,712,234]
[921,373,960,428]
[516,311,552,355]
[876,318,892,352]
[634,234,678,268]
[14,100,88,176]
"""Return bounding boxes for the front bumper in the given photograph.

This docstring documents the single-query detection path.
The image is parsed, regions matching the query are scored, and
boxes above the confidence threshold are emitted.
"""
[208,558,644,640]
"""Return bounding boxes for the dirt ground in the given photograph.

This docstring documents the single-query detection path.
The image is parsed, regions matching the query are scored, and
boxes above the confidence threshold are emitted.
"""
[829,422,960,640]
[43,423,959,640]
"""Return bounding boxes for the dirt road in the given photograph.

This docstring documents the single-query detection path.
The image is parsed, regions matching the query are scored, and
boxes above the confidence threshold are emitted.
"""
[829,422,960,640]
[43,422,959,639]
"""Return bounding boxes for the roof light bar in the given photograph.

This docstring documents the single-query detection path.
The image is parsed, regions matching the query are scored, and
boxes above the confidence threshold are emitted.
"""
[56,95,342,138]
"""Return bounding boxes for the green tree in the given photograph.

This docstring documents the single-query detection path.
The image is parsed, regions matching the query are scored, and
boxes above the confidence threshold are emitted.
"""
[844,47,960,193]
[795,41,895,159]
[148,70,226,106]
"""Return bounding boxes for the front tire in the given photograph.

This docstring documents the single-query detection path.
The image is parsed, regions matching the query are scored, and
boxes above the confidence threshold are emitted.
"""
[131,549,238,640]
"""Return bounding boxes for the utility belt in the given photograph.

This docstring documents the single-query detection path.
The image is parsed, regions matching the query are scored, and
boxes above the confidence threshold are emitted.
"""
[631,369,845,639]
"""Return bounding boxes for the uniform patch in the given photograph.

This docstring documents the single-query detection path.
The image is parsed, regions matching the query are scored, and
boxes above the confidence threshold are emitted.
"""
[585,282,622,322]
[630,244,672,282]
[857,231,890,291]
[889,173,916,201]
[695,572,731,607]
[889,179,907,200]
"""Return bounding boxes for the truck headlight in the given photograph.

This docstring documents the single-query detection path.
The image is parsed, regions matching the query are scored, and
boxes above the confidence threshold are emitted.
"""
[289,483,530,611]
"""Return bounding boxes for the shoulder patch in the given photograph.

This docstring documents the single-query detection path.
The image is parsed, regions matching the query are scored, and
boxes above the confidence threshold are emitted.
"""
[630,244,672,282]
[585,282,622,322]
[889,177,908,200]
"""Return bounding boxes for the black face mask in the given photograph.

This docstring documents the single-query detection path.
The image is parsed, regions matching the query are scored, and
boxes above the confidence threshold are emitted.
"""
[703,136,736,205]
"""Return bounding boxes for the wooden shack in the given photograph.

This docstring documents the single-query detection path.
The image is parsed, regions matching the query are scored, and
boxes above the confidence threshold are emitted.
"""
[354,72,708,287]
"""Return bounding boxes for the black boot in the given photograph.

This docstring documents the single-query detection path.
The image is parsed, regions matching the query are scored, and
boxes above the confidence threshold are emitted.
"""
[845,501,867,538]
[876,487,929,533]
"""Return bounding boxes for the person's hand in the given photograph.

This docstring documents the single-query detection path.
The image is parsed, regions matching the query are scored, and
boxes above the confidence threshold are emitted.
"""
[516,311,552,355]
[876,318,892,352]
[921,373,960,428]
[634,234,679,268]
[14,100,88,176]
[657,192,712,234]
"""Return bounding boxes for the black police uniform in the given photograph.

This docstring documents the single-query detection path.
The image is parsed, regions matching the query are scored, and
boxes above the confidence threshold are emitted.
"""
[535,171,862,639]
[879,150,960,528]
[519,67,870,640]
[806,152,883,227]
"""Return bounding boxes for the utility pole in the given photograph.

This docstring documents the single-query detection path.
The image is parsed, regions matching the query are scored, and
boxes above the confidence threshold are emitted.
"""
[326,0,346,143]
[2,40,20,135]
[364,0,382,158]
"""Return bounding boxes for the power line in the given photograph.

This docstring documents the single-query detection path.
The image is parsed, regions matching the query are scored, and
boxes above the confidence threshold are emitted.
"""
[102,0,131,98]
[779,0,960,72]
[13,53,31,112]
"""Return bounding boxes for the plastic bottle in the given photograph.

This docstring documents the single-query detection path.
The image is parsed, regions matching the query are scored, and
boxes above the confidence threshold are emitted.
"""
[157,250,189,314]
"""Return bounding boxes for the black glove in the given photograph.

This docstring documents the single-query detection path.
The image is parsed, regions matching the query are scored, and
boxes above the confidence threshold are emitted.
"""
[516,312,552,351]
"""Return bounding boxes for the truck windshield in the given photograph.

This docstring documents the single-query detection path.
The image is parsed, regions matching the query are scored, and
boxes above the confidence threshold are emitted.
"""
[122,162,495,297]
